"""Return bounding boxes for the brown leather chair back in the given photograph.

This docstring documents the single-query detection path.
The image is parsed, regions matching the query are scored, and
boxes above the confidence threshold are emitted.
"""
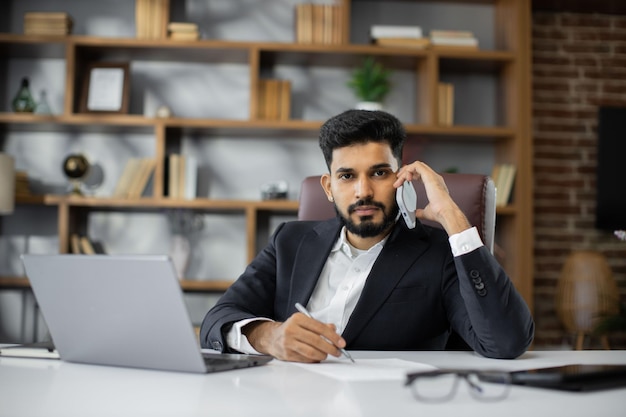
[298,173,496,253]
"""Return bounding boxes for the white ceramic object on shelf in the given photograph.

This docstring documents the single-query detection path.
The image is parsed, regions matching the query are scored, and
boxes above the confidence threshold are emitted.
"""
[355,101,383,111]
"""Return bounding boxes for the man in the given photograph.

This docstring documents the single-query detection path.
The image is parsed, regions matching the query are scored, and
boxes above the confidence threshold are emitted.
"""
[200,110,534,362]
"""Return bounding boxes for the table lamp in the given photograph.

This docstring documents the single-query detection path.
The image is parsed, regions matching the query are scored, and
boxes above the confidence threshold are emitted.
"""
[555,250,620,350]
[0,153,15,214]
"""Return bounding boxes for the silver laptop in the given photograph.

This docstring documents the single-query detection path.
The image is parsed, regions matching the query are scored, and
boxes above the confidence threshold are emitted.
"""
[21,254,272,373]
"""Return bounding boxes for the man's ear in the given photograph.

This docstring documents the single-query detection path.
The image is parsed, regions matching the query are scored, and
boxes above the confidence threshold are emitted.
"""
[320,174,334,202]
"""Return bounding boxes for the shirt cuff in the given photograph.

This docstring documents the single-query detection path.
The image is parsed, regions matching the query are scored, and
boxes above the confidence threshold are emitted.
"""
[225,317,273,355]
[448,226,483,257]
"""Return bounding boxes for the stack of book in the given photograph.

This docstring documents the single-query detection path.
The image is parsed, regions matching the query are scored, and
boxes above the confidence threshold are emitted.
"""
[70,234,106,255]
[255,79,291,121]
[430,30,478,49]
[168,22,199,41]
[23,12,73,36]
[491,163,516,206]
[437,82,454,126]
[166,154,197,200]
[295,3,344,44]
[135,0,170,39]
[14,171,31,197]
[113,158,156,199]
[370,25,430,49]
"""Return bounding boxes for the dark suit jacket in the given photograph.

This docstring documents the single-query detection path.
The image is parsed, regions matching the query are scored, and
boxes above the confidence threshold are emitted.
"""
[200,218,534,359]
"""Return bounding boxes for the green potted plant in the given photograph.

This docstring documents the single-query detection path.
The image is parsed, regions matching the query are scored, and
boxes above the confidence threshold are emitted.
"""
[347,57,391,110]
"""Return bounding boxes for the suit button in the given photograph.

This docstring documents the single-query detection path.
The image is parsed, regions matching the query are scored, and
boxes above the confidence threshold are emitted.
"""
[212,341,222,350]
[470,270,480,279]
[477,288,487,297]
[475,282,485,290]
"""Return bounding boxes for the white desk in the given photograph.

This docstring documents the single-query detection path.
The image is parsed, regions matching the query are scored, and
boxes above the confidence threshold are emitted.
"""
[1,350,625,417]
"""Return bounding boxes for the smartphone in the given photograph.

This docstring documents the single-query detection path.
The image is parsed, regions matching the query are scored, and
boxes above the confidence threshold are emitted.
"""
[480,364,626,392]
[396,181,418,229]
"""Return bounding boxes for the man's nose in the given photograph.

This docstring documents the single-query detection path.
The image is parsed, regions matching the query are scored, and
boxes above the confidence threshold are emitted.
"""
[355,177,373,200]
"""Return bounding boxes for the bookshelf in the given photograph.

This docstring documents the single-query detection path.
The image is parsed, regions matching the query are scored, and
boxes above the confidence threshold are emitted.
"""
[0,0,533,311]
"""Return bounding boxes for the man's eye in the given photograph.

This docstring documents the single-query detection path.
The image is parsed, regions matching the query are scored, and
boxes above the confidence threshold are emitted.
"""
[373,170,388,177]
[339,173,353,180]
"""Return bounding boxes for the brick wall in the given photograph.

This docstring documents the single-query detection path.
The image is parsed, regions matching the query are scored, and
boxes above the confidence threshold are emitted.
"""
[532,12,626,349]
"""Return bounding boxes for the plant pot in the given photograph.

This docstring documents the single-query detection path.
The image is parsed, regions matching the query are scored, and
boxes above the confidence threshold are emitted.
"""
[355,101,383,111]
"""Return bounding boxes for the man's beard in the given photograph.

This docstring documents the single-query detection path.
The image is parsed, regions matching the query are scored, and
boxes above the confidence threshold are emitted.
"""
[336,197,398,238]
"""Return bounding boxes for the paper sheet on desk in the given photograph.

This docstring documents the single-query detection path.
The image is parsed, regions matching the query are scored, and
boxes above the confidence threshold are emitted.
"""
[294,358,436,381]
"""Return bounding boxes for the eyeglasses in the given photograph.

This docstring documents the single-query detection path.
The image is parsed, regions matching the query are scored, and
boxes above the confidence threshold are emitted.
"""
[405,369,512,402]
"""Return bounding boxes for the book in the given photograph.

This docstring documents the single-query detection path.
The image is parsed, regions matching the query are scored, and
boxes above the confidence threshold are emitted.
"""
[79,236,96,255]
[256,79,291,121]
[168,154,181,198]
[136,0,170,39]
[169,31,199,41]
[499,164,516,206]
[295,3,313,43]
[431,36,479,48]
[256,79,266,119]
[279,80,292,121]
[127,159,156,198]
[373,37,431,49]
[184,155,197,200]
[295,3,342,45]
[430,30,475,38]
[165,153,194,199]
[370,25,422,40]
[70,234,81,254]
[177,154,186,200]
[492,163,516,206]
[24,12,71,21]
[24,12,73,36]
[113,158,143,198]
[265,79,278,120]
[437,83,454,126]
[167,22,198,33]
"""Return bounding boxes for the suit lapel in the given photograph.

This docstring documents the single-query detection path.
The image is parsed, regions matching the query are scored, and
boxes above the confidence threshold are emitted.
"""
[285,219,342,316]
[341,222,431,342]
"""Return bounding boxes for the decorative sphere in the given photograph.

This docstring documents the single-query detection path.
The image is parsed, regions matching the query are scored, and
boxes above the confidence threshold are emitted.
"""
[62,154,90,180]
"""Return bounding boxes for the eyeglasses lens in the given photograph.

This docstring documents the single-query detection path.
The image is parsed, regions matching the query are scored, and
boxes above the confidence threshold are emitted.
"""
[411,373,459,402]
[468,372,511,401]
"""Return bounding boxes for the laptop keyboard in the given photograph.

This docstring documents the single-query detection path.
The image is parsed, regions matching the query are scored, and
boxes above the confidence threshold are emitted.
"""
[202,355,243,366]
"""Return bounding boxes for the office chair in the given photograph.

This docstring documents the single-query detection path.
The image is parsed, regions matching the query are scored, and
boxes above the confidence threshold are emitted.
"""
[297,173,497,351]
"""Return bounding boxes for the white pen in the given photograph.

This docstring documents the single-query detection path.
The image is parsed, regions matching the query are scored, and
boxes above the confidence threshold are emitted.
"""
[295,302,355,363]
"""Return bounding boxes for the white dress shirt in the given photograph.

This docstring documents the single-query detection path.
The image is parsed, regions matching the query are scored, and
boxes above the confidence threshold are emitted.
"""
[226,225,483,354]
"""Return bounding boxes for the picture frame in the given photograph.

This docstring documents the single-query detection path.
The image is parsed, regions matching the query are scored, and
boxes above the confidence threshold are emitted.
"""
[79,62,130,114]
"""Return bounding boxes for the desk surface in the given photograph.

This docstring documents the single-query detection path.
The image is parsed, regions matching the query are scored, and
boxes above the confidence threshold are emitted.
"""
[1,350,625,417]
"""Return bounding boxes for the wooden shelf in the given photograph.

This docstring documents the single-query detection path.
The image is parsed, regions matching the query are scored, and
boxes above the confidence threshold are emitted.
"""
[0,277,31,289]
[0,113,516,139]
[0,276,233,293]
[15,194,46,205]
[43,195,299,212]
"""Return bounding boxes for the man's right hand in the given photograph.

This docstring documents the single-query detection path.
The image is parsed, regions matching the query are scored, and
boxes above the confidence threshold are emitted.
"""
[242,313,346,362]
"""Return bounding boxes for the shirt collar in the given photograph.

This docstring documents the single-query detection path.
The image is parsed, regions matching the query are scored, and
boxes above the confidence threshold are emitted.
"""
[331,226,390,257]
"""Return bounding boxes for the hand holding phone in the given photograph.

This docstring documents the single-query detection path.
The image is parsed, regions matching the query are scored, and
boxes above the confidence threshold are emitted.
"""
[396,181,417,229]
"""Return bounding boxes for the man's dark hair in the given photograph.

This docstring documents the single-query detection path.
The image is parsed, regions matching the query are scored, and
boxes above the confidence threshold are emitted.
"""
[319,109,406,169]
